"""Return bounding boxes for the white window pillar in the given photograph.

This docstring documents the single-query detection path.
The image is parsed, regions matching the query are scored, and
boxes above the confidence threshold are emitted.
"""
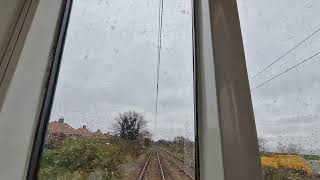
[195,0,262,179]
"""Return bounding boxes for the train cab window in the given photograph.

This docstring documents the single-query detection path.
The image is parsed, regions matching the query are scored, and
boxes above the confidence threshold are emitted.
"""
[36,0,196,179]
[237,0,320,179]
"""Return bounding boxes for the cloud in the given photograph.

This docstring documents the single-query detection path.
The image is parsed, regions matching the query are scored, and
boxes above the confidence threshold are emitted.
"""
[50,0,195,140]
[238,0,320,151]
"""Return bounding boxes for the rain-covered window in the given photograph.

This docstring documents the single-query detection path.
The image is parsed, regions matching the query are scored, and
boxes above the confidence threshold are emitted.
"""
[38,0,196,179]
[237,0,320,179]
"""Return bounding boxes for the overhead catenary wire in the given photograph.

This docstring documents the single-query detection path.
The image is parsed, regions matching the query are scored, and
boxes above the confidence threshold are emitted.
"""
[250,26,320,80]
[155,0,164,140]
[251,50,320,91]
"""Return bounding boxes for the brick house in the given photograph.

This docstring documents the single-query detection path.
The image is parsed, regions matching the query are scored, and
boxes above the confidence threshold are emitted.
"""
[45,119,112,148]
[47,118,76,135]
[91,130,112,140]
[75,125,92,137]
[46,118,76,147]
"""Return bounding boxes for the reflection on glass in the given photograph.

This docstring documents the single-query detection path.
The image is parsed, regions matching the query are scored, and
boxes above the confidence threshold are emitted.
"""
[237,0,320,179]
[38,0,195,179]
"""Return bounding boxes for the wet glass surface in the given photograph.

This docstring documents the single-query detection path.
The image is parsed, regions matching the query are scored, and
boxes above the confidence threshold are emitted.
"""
[38,0,196,179]
[237,0,320,179]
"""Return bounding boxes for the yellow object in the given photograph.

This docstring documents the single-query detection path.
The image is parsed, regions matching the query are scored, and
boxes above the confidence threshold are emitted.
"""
[261,155,313,176]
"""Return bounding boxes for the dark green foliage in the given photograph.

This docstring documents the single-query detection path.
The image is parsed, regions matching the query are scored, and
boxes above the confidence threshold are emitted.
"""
[304,154,320,161]
[113,111,148,141]
[263,167,310,180]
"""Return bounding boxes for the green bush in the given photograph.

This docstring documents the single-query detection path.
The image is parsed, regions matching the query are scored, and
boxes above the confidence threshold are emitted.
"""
[39,137,146,179]
[304,154,320,161]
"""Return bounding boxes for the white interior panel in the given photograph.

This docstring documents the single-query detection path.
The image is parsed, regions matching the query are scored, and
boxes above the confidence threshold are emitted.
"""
[0,0,63,178]
[0,0,26,60]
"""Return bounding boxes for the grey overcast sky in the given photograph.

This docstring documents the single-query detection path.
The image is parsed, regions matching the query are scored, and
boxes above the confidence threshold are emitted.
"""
[50,0,194,140]
[238,0,320,151]
[51,0,320,150]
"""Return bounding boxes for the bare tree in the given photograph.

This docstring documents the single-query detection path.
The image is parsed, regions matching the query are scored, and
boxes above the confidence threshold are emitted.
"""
[112,111,148,141]
[286,143,302,154]
[277,141,302,154]
[173,136,192,153]
[277,142,287,153]
[258,137,267,153]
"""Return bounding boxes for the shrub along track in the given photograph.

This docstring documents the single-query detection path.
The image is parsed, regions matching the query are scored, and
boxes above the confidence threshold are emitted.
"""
[158,149,195,180]
[161,148,195,169]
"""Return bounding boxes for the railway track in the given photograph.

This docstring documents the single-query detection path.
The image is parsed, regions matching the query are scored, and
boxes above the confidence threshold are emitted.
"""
[138,151,166,180]
[138,152,152,180]
[138,149,195,180]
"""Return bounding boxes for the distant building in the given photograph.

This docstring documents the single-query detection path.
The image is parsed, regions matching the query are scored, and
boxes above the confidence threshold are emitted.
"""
[46,118,76,147]
[45,118,113,148]
[47,118,76,136]
[91,130,112,140]
[75,125,92,137]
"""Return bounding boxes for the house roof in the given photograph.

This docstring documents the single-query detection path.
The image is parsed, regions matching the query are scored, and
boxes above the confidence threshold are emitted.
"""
[91,130,112,139]
[48,119,110,139]
[75,126,92,136]
[104,132,113,139]
[48,121,76,134]
[91,131,105,139]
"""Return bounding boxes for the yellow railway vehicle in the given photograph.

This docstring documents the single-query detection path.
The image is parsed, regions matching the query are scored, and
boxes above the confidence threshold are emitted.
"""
[261,155,313,176]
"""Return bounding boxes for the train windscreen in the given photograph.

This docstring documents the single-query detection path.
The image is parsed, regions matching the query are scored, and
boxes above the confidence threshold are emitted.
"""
[37,0,196,179]
[237,0,320,179]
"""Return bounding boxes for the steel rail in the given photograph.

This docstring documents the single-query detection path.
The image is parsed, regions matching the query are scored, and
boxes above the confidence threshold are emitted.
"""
[157,152,166,180]
[138,152,152,180]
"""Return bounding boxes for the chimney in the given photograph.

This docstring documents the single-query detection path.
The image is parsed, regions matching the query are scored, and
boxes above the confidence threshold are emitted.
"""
[82,125,87,129]
[58,118,64,123]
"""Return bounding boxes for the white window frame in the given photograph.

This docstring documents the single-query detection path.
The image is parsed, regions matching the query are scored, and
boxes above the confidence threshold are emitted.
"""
[0,0,69,179]
[0,0,34,109]
[195,0,262,179]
